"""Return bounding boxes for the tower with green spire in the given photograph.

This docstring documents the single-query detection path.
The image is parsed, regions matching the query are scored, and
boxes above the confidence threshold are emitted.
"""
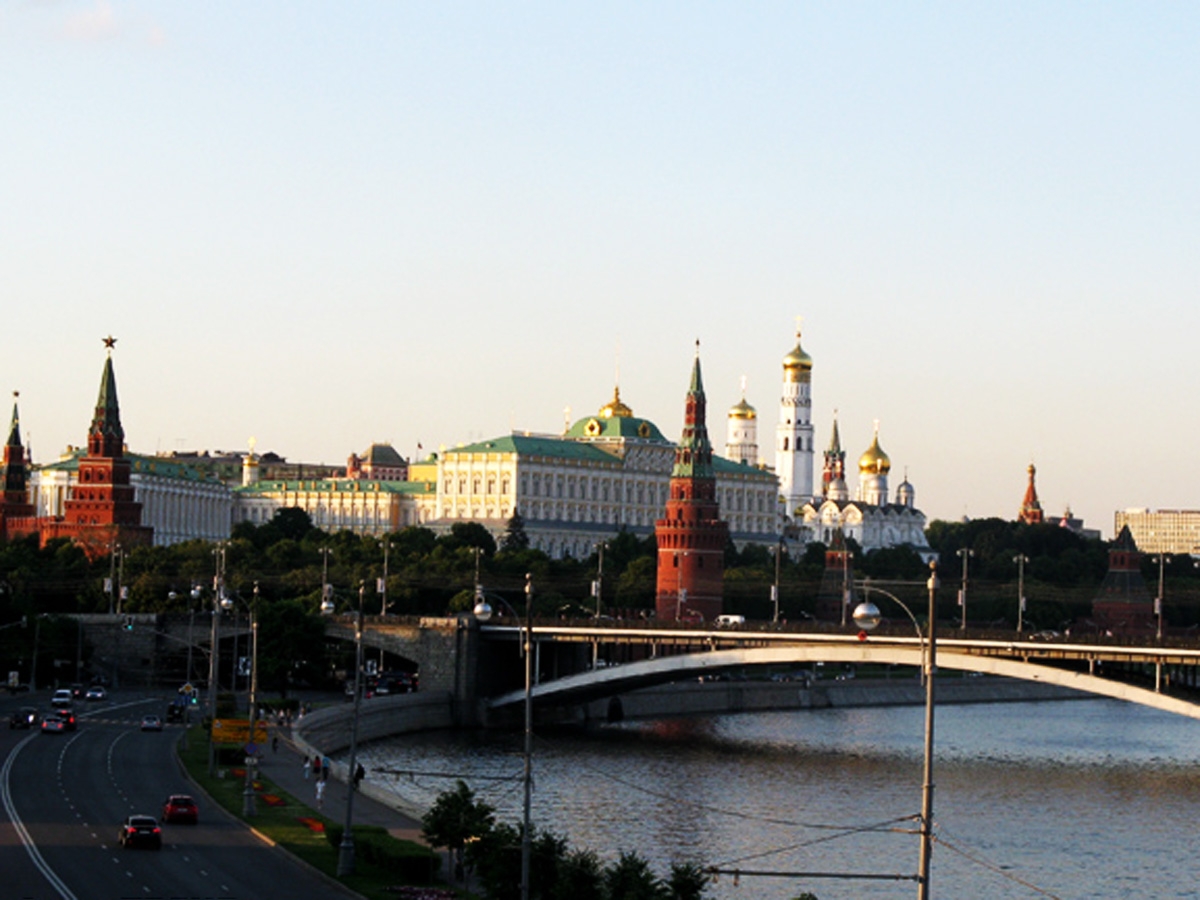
[44,337,152,556]
[655,344,728,623]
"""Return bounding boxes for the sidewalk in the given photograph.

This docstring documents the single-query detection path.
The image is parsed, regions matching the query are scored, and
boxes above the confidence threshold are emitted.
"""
[255,723,428,847]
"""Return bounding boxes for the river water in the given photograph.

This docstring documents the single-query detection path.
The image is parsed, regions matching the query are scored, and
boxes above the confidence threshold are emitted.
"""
[359,698,1200,899]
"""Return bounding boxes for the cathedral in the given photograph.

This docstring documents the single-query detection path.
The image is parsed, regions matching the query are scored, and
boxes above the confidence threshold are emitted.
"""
[727,324,931,557]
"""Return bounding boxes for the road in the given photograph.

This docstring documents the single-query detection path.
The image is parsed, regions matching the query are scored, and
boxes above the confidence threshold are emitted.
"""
[1,690,362,900]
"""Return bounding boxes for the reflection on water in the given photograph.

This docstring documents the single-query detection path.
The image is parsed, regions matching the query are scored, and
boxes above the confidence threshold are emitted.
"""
[359,699,1200,899]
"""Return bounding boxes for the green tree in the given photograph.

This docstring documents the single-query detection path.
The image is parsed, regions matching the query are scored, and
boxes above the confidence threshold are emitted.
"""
[603,851,663,900]
[666,861,710,900]
[421,780,496,883]
[255,598,327,694]
[501,507,531,552]
[553,848,605,900]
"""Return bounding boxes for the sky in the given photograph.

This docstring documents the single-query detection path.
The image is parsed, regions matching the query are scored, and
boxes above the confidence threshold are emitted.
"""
[3,2,1199,540]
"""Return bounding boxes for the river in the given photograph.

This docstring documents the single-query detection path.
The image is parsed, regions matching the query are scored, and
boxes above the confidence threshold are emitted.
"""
[359,698,1200,899]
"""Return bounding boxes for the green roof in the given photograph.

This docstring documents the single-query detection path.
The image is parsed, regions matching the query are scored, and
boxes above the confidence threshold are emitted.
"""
[443,434,623,465]
[563,416,668,442]
[235,479,434,496]
[36,449,225,484]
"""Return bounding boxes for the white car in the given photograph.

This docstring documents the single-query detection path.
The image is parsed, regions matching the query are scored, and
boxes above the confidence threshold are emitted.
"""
[51,689,74,709]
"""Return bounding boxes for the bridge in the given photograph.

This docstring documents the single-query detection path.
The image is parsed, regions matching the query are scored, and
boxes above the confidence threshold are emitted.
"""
[324,617,1200,727]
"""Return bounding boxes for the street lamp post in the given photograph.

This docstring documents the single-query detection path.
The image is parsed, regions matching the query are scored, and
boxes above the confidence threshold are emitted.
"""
[675,550,690,621]
[841,549,853,628]
[771,541,782,624]
[335,582,365,876]
[471,581,534,900]
[1013,554,1029,634]
[240,582,260,817]
[207,544,227,776]
[320,547,334,613]
[592,542,605,618]
[853,562,939,900]
[1154,553,1165,642]
[956,548,974,631]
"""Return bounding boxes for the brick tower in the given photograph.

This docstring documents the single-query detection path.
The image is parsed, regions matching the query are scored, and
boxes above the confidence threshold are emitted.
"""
[42,338,152,556]
[0,393,38,540]
[1018,463,1044,524]
[655,345,728,622]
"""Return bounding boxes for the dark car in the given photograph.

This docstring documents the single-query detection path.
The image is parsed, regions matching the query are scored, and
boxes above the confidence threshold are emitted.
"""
[69,683,85,700]
[118,815,162,849]
[9,707,38,729]
[57,708,78,731]
[165,704,184,723]
[140,715,163,732]
[162,794,198,824]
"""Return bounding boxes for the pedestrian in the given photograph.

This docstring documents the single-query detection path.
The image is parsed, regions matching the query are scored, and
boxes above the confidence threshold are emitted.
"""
[272,735,279,754]
[315,777,325,810]
[311,756,321,780]
[302,755,310,779]
[353,763,365,790]
[321,755,331,782]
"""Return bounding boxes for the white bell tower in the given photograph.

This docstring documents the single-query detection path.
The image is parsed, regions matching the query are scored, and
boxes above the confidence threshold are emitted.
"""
[775,320,815,517]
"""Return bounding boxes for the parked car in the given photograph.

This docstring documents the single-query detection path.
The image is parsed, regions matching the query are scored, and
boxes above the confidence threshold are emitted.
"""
[140,715,163,732]
[118,815,162,849]
[9,707,38,729]
[162,794,198,824]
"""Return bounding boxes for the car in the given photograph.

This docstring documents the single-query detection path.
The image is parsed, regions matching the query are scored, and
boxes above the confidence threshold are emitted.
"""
[140,715,163,732]
[165,704,184,723]
[85,685,107,701]
[9,707,39,729]
[57,708,78,731]
[40,715,66,734]
[162,794,198,824]
[69,683,85,700]
[118,815,162,849]
[50,689,74,709]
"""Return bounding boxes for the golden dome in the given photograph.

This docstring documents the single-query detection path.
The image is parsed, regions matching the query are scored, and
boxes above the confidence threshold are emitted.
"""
[858,427,891,475]
[782,333,813,373]
[599,386,633,419]
[729,397,756,420]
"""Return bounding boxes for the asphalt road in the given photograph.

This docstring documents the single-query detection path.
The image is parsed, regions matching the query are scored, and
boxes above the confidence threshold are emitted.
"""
[1,690,364,900]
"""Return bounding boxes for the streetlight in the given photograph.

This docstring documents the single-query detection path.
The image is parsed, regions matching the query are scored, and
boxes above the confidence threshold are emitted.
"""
[1013,554,1029,634]
[840,548,854,628]
[675,550,690,621]
[854,561,939,900]
[226,582,262,817]
[327,581,365,876]
[206,543,228,776]
[378,537,393,616]
[591,542,606,618]
[1153,553,1166,642]
[320,547,335,614]
[956,548,974,631]
[770,541,782,624]
[471,575,535,900]
[854,578,925,686]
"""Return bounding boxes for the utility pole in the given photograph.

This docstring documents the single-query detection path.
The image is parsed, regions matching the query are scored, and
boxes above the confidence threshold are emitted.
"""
[1013,554,1029,634]
[956,547,974,631]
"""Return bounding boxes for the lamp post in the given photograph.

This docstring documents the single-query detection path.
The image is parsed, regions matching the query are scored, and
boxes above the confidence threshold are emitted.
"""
[207,543,227,776]
[379,538,393,616]
[1153,553,1165,642]
[1013,554,1029,634]
[840,548,853,628]
[236,582,260,817]
[470,579,534,900]
[675,550,690,621]
[320,547,334,614]
[334,582,365,876]
[592,542,605,618]
[771,541,782,624]
[956,548,973,631]
[854,562,939,900]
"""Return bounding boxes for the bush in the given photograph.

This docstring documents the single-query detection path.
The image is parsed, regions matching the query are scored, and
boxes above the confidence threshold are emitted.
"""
[325,824,441,884]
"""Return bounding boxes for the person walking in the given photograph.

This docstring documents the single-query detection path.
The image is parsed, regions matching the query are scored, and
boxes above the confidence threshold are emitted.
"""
[321,755,331,782]
[353,763,365,791]
[315,777,326,810]
[311,756,322,780]
[302,755,310,779]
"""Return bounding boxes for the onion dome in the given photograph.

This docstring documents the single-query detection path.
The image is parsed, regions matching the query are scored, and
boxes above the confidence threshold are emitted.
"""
[782,330,814,377]
[858,425,891,475]
[729,397,756,420]
[599,387,633,419]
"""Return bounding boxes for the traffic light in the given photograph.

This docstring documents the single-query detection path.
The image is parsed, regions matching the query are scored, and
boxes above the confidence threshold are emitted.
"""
[123,615,134,632]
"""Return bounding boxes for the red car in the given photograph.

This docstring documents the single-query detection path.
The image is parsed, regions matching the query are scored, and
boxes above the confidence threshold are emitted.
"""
[162,794,198,824]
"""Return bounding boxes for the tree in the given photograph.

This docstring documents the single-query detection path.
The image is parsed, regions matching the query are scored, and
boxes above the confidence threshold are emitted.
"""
[271,507,315,541]
[501,507,530,552]
[553,848,605,900]
[255,598,328,694]
[421,780,496,883]
[603,851,663,900]
[444,521,498,557]
[666,861,711,900]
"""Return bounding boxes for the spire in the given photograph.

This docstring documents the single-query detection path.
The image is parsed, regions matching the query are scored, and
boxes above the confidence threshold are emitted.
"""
[673,342,713,478]
[1018,463,1044,524]
[827,411,841,453]
[88,336,125,458]
[6,393,20,450]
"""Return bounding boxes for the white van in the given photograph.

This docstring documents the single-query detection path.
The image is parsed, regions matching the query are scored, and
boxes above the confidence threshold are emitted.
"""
[715,615,746,627]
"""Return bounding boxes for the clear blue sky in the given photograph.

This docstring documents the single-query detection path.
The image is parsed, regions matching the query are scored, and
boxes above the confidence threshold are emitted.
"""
[3,2,1199,538]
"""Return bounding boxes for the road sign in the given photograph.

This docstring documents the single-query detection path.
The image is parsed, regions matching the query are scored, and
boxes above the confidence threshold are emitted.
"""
[181,682,195,695]
[245,742,258,756]
[211,719,269,745]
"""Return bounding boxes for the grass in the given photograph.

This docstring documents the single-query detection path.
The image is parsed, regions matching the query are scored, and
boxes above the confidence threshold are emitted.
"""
[177,729,463,900]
